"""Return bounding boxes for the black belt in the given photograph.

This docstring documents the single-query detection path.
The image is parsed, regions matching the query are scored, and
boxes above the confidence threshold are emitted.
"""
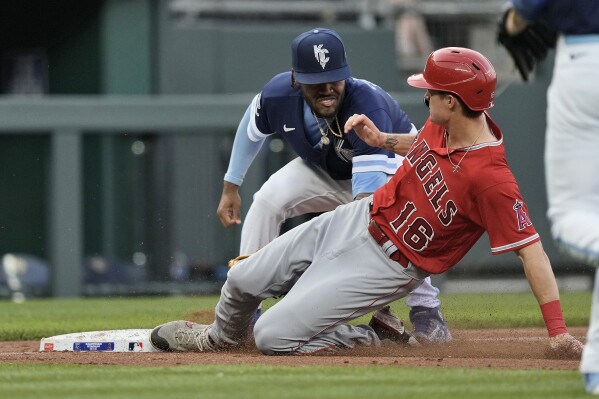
[367,218,410,268]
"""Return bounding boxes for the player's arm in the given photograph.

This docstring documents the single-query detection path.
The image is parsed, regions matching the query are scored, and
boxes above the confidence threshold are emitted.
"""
[344,113,416,155]
[216,100,265,227]
[515,242,583,358]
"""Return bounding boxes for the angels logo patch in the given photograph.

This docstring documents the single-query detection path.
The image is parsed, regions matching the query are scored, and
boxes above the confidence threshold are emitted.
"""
[513,200,532,230]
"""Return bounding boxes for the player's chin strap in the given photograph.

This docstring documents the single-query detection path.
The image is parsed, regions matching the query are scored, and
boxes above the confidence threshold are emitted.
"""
[228,254,251,268]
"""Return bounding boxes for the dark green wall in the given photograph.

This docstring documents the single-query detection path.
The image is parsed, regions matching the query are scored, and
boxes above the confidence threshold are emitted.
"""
[47,12,102,94]
[0,1,103,259]
[0,0,155,269]
[158,22,401,94]
[0,136,49,258]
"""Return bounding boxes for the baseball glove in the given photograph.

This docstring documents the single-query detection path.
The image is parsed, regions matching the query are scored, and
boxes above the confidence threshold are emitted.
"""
[497,9,557,81]
[546,332,584,360]
[227,254,250,268]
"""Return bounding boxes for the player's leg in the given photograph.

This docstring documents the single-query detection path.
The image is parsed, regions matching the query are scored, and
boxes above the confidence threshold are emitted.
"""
[545,60,599,268]
[242,157,448,343]
[238,157,352,328]
[242,157,448,344]
[406,278,452,343]
[239,157,351,254]
[544,39,599,393]
[252,199,428,354]
[150,203,328,351]
[545,121,599,268]
[582,271,599,393]
[210,199,369,348]
[253,249,426,354]
[545,37,599,266]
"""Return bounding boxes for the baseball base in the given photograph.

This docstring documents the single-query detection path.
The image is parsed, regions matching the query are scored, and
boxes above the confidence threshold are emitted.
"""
[39,329,159,352]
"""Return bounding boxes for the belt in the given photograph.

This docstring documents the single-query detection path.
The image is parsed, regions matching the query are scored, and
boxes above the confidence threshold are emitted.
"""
[367,218,410,268]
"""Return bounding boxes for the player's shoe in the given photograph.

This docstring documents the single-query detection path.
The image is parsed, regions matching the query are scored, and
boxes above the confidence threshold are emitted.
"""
[150,320,217,352]
[409,306,453,344]
[584,373,599,394]
[369,306,420,347]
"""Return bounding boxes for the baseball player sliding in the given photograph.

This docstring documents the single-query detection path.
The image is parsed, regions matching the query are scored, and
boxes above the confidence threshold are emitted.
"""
[497,0,599,393]
[215,28,451,343]
[151,47,583,358]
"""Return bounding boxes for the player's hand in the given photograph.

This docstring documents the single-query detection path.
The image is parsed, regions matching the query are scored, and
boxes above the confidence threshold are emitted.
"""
[345,113,417,155]
[547,333,583,359]
[216,182,242,227]
[344,113,384,148]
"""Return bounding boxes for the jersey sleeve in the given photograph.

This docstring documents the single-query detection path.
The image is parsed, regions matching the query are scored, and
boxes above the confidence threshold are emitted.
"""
[224,102,266,186]
[512,0,549,22]
[351,171,388,198]
[348,106,413,197]
[476,181,540,254]
[247,93,273,141]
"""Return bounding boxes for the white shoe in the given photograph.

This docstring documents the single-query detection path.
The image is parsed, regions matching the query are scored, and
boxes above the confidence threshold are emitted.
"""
[150,320,217,352]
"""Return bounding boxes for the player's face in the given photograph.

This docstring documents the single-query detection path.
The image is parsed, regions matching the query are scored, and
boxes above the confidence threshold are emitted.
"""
[300,80,346,118]
[424,90,452,125]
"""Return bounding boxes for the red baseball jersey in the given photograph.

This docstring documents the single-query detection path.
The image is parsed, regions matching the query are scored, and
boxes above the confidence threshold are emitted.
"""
[371,115,540,274]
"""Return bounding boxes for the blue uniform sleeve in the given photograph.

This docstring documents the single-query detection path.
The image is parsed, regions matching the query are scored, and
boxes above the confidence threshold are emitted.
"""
[351,171,388,198]
[348,107,415,197]
[511,0,549,22]
[224,103,266,186]
[248,93,274,141]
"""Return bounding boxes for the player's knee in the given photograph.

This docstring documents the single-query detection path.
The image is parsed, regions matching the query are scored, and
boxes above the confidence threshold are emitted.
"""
[253,316,276,354]
[251,192,283,214]
[253,313,292,355]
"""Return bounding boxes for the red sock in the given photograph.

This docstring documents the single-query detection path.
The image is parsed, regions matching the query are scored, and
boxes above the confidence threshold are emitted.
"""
[540,300,568,337]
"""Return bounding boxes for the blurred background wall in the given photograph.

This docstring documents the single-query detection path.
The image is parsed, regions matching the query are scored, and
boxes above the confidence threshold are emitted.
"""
[0,0,591,299]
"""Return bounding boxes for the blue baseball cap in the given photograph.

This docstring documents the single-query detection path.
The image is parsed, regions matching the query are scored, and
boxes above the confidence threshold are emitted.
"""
[291,28,352,85]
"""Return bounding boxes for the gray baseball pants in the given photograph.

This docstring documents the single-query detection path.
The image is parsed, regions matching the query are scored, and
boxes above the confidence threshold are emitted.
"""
[210,197,430,354]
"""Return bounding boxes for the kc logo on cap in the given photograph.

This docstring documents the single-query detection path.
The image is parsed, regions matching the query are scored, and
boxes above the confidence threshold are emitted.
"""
[291,28,352,85]
[314,44,330,69]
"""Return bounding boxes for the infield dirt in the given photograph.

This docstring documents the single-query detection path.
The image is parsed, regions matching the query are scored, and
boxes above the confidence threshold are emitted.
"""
[0,327,586,370]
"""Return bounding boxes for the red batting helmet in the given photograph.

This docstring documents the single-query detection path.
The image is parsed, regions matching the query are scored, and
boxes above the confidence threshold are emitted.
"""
[407,47,496,111]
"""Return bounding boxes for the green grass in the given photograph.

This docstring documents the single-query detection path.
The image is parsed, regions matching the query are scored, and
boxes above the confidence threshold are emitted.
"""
[435,290,591,328]
[0,291,590,340]
[0,296,221,340]
[0,291,592,399]
[0,364,589,399]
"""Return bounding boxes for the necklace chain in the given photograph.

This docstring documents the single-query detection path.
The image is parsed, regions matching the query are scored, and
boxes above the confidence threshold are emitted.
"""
[312,111,343,145]
[445,120,486,173]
